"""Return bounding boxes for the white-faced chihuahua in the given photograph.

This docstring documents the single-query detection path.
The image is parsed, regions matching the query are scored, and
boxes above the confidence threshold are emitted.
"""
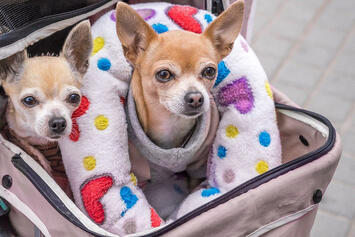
[0,21,92,175]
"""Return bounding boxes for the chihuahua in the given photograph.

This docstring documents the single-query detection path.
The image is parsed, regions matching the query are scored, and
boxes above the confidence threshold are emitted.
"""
[116,1,244,149]
[0,21,92,174]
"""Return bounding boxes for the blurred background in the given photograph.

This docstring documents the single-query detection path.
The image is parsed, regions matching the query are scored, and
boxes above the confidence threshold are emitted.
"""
[250,0,355,236]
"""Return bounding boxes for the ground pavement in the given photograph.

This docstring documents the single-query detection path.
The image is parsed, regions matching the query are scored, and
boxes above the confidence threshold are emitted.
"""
[250,0,355,236]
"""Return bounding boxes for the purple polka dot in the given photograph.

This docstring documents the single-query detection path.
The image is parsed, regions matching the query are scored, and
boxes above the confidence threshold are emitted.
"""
[110,11,116,21]
[217,77,254,114]
[136,9,156,21]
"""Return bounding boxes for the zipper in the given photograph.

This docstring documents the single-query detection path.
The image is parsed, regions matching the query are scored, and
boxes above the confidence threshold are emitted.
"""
[10,103,336,237]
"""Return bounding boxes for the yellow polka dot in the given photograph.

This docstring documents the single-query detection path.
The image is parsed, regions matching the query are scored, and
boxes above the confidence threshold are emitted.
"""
[130,173,137,186]
[255,160,269,174]
[92,37,105,56]
[95,115,109,130]
[83,156,96,171]
[265,81,273,100]
[226,125,239,138]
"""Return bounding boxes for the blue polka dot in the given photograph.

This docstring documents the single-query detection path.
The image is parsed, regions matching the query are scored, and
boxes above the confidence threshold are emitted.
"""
[217,145,227,159]
[120,186,138,217]
[201,187,220,197]
[204,14,213,24]
[152,23,169,34]
[214,61,230,87]
[97,58,111,71]
[259,131,271,147]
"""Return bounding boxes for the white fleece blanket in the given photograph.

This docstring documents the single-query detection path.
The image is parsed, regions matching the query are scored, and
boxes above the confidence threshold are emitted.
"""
[59,2,282,234]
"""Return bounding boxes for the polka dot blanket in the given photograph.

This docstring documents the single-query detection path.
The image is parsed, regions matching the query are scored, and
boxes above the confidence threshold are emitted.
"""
[58,2,282,235]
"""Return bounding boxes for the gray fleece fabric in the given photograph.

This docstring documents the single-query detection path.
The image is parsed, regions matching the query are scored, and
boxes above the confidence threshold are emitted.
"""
[126,89,211,173]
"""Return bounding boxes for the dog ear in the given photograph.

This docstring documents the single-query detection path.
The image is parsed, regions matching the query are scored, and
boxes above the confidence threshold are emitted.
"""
[62,20,93,75]
[0,51,26,82]
[203,0,244,60]
[115,2,157,65]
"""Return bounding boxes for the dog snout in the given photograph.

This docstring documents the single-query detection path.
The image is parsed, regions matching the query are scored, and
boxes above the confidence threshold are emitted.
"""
[48,117,67,134]
[184,92,204,108]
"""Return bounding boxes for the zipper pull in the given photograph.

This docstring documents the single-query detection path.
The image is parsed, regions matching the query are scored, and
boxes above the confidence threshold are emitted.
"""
[0,198,9,216]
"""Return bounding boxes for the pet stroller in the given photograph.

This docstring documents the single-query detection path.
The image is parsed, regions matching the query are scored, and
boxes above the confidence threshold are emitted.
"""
[0,0,342,236]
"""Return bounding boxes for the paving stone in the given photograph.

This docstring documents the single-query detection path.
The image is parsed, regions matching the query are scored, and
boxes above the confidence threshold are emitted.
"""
[292,43,337,69]
[342,126,355,156]
[347,222,355,237]
[277,61,322,88]
[267,18,305,40]
[304,27,346,51]
[334,155,355,186]
[318,70,355,100]
[272,81,309,105]
[252,33,292,58]
[319,180,355,219]
[278,0,324,23]
[332,52,355,77]
[255,0,284,16]
[326,0,355,14]
[305,92,352,124]
[314,7,354,32]
[343,32,355,54]
[311,210,350,237]
[332,122,342,134]
[253,52,281,79]
[251,14,269,38]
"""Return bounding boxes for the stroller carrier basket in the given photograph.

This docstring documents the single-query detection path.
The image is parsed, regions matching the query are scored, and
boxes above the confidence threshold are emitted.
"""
[0,1,341,237]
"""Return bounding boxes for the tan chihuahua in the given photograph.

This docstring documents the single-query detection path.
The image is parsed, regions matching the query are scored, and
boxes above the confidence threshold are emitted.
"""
[0,21,92,173]
[116,1,244,149]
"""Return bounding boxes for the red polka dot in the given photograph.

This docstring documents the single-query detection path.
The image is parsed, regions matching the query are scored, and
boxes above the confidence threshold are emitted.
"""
[72,96,90,118]
[120,96,126,105]
[81,176,113,224]
[69,96,90,142]
[69,120,80,142]
[150,208,162,228]
[167,6,202,34]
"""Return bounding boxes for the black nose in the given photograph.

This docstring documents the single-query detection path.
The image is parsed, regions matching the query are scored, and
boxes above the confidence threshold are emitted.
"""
[184,92,204,108]
[48,117,67,134]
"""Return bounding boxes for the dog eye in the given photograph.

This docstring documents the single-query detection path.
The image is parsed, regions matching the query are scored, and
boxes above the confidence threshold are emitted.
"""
[156,70,173,82]
[22,96,38,107]
[67,93,81,104]
[202,67,216,80]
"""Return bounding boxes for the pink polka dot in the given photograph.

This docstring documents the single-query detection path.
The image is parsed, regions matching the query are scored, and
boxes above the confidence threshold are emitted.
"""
[241,39,249,52]
[223,169,235,183]
[111,9,155,22]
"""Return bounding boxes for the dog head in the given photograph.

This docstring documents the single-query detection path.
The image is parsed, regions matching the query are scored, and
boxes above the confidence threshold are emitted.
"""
[0,21,92,142]
[116,1,244,130]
